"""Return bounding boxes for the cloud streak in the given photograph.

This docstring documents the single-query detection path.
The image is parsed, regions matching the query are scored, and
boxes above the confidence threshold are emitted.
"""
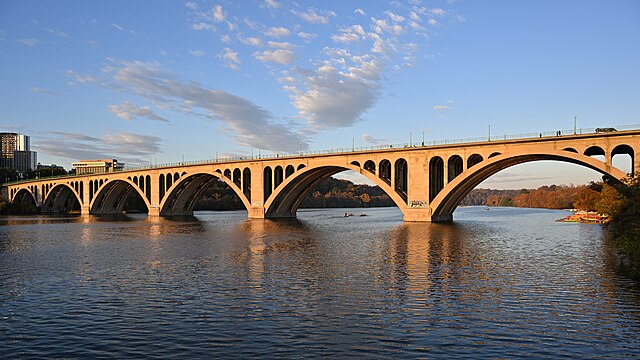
[108,101,169,122]
[70,60,308,152]
[34,131,162,167]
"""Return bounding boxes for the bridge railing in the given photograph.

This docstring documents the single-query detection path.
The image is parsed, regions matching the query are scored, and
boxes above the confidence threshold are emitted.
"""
[4,124,639,186]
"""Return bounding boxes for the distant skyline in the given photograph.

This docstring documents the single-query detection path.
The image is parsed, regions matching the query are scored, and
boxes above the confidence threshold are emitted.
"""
[1,0,638,188]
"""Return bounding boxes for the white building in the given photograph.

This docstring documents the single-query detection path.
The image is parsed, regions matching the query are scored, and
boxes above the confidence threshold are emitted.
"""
[72,159,125,175]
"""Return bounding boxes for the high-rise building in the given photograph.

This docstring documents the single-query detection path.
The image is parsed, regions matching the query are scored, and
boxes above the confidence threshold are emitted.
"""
[0,132,38,173]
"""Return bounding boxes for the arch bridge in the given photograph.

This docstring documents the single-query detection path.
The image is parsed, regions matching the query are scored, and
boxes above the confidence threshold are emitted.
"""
[3,130,639,222]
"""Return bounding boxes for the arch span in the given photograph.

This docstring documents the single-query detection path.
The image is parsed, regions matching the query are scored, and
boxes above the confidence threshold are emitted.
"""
[13,188,37,207]
[430,149,628,222]
[91,179,149,214]
[264,164,407,219]
[160,172,251,216]
[42,184,81,214]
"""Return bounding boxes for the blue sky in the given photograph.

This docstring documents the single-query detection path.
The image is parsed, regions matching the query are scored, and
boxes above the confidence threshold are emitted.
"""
[1,0,638,188]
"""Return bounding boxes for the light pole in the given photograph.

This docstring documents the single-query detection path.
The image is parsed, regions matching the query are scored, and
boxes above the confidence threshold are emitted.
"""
[573,115,577,135]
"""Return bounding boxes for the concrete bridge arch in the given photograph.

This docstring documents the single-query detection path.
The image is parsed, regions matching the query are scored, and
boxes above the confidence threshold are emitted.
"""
[42,183,82,213]
[159,171,251,216]
[263,163,408,219]
[90,178,151,215]
[429,148,629,221]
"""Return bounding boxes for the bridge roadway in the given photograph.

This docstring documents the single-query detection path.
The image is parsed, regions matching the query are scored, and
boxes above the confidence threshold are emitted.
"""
[3,129,639,222]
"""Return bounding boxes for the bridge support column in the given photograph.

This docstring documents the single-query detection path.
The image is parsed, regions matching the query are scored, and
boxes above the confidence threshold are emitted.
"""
[81,205,91,216]
[247,206,265,219]
[148,207,160,217]
[402,207,452,222]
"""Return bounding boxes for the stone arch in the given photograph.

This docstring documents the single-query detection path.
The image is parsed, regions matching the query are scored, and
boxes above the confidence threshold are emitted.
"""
[159,174,166,201]
[394,158,408,202]
[448,155,463,182]
[350,161,360,167]
[233,168,241,188]
[563,147,578,153]
[264,166,273,201]
[489,152,501,158]
[224,169,231,179]
[91,178,149,215]
[430,149,629,222]
[285,165,295,178]
[584,146,605,157]
[42,183,81,214]
[264,163,407,219]
[297,164,306,170]
[160,172,250,216]
[430,156,445,202]
[467,154,483,168]
[379,159,391,185]
[611,144,635,174]
[242,167,251,202]
[364,160,376,174]
[12,188,37,208]
[274,166,284,188]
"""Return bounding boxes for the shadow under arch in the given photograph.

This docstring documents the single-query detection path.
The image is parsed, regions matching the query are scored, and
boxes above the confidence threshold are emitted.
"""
[91,178,150,214]
[430,149,628,221]
[12,188,37,207]
[160,172,250,216]
[264,164,407,219]
[42,183,81,214]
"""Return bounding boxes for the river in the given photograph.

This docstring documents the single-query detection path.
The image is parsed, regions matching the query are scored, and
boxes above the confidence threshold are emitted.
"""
[1,206,639,358]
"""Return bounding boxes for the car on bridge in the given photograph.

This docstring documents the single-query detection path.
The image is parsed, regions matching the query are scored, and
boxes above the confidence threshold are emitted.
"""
[595,127,617,133]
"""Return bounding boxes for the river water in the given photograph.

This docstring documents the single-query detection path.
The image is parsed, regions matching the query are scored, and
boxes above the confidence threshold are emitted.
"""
[1,206,639,358]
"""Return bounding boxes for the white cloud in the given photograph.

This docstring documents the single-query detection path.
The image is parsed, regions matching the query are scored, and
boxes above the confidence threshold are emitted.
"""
[265,0,280,8]
[332,25,365,43]
[18,38,39,46]
[297,32,317,42]
[28,86,60,95]
[431,8,446,16]
[213,4,226,22]
[371,17,403,35]
[254,49,294,65]
[108,101,169,122]
[265,26,290,38]
[362,134,389,145]
[188,48,205,57]
[354,8,366,16]
[386,11,405,23]
[428,18,437,26]
[221,47,240,70]
[71,61,307,152]
[294,8,336,24]
[286,62,382,129]
[185,1,198,10]
[46,28,68,38]
[267,41,293,50]
[191,22,216,31]
[242,36,262,46]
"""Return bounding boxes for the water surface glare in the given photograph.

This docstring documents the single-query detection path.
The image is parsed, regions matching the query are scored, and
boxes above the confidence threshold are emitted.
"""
[1,207,639,358]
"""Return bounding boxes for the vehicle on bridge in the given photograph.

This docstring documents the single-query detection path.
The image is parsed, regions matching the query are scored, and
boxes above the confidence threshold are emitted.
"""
[595,127,617,133]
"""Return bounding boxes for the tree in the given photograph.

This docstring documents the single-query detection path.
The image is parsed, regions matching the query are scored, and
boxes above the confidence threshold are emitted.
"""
[595,183,626,216]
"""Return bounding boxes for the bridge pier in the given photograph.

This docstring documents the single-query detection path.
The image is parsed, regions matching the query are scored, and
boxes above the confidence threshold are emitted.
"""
[247,206,266,219]
[402,207,452,223]
[148,207,161,217]
[81,205,91,216]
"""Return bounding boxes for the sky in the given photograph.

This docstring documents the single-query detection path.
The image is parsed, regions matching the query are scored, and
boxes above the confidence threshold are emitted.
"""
[0,0,638,189]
